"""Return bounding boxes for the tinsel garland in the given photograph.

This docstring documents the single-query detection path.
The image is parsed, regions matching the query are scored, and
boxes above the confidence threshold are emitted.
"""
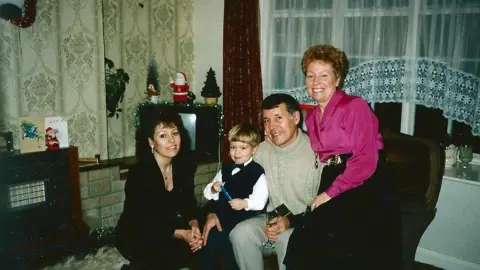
[135,101,224,139]
[8,0,36,28]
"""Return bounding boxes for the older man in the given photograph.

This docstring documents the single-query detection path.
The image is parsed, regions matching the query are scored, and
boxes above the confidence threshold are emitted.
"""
[202,94,322,270]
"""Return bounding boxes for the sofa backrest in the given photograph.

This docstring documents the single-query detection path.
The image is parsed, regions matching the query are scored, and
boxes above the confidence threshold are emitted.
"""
[381,132,445,210]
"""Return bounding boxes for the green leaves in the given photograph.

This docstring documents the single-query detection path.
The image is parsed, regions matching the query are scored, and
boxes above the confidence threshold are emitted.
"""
[105,57,130,118]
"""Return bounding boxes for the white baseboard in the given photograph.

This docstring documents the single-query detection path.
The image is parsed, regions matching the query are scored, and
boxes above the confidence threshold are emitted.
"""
[415,247,480,270]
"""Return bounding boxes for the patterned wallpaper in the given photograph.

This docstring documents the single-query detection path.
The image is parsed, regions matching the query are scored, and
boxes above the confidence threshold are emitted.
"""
[0,0,194,159]
[104,0,195,159]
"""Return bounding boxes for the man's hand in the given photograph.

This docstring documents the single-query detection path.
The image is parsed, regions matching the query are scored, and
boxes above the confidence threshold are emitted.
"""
[229,199,247,210]
[311,192,331,210]
[264,216,290,241]
[202,213,223,246]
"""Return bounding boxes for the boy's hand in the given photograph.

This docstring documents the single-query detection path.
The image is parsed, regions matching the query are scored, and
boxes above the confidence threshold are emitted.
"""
[212,181,223,193]
[229,199,247,210]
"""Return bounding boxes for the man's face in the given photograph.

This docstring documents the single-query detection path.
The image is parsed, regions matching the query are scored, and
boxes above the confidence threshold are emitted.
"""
[262,103,299,148]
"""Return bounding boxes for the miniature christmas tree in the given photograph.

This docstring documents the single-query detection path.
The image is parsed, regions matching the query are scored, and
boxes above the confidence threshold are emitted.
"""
[145,56,160,98]
[201,68,222,98]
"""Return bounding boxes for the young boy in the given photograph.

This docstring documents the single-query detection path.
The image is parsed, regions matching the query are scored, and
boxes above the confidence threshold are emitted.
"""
[200,123,268,270]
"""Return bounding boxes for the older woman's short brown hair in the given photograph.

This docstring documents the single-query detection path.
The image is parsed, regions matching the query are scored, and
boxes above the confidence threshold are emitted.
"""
[301,44,349,81]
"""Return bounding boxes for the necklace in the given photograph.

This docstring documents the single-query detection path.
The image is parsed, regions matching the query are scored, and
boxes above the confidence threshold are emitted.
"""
[161,164,172,182]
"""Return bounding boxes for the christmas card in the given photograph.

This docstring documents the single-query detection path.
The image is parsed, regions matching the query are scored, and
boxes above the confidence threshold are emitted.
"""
[45,116,69,149]
[19,116,45,153]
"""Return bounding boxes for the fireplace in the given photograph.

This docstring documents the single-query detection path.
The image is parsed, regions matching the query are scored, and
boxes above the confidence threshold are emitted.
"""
[0,147,88,269]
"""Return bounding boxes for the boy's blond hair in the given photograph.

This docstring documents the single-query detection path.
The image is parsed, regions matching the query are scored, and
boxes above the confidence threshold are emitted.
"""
[228,123,261,147]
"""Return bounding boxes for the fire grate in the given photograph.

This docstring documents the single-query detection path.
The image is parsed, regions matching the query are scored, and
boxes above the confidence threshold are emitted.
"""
[8,179,47,209]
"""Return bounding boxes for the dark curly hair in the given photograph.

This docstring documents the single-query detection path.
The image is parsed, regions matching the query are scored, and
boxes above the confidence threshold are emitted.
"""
[301,44,349,86]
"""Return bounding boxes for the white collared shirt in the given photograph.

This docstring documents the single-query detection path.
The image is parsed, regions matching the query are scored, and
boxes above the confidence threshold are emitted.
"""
[203,157,268,211]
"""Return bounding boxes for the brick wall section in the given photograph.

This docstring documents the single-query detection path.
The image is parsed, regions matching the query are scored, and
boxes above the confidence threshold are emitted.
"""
[194,162,220,206]
[79,167,124,230]
[79,161,218,230]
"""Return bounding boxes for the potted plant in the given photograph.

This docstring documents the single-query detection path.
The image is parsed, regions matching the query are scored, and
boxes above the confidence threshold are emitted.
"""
[105,57,130,118]
[145,56,160,103]
[201,67,222,104]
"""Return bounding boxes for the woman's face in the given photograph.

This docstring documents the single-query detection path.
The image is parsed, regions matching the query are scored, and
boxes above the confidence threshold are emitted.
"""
[148,123,181,159]
[305,60,340,110]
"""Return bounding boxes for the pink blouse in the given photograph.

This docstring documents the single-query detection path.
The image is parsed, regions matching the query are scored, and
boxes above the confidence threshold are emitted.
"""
[305,90,383,198]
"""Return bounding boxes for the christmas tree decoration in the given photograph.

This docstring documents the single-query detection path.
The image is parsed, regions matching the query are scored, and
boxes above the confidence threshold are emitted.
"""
[145,56,160,102]
[170,72,190,103]
[201,67,221,104]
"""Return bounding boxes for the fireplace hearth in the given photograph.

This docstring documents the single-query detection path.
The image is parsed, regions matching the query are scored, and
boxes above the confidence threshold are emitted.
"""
[0,147,88,269]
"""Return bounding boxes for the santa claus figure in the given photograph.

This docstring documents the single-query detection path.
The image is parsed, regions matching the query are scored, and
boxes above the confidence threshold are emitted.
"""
[45,127,60,151]
[170,72,189,103]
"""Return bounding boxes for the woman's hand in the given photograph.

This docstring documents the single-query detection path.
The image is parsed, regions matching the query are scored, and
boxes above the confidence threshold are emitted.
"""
[189,219,203,252]
[174,228,203,253]
[264,216,290,241]
[264,132,273,144]
[311,192,331,210]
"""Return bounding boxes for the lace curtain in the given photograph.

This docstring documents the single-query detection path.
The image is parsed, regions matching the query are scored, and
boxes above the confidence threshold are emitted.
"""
[260,0,480,135]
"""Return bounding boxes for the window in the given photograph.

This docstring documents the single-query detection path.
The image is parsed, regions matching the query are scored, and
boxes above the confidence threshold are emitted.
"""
[261,0,480,153]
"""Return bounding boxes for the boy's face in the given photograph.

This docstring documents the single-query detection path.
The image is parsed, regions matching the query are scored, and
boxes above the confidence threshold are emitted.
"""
[229,141,257,165]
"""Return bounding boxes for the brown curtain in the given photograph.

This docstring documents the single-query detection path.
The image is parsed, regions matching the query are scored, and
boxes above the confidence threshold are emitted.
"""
[222,0,263,162]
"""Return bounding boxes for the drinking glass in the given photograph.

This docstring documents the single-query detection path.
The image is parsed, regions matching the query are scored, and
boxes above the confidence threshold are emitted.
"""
[458,145,473,169]
[262,211,278,248]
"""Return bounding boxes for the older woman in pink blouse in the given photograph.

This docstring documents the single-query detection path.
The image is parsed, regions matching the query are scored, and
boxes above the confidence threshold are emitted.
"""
[284,45,400,270]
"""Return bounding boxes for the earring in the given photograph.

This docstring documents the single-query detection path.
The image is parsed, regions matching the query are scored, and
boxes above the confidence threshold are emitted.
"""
[151,146,154,154]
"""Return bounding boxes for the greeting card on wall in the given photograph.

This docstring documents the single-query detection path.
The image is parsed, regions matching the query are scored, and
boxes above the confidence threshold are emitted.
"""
[45,116,69,150]
[19,116,45,153]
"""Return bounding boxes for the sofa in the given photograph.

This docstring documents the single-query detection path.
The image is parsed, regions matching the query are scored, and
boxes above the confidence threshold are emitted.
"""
[382,132,445,270]
[259,132,445,270]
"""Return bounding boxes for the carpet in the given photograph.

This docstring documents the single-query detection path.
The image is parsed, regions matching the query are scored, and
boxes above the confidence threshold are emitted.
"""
[38,246,445,270]
[40,246,128,270]
[36,228,445,270]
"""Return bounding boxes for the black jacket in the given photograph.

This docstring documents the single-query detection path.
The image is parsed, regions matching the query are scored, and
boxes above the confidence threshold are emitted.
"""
[115,154,198,267]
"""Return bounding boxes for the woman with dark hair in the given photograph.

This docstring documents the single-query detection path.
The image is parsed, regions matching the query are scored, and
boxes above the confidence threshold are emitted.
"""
[283,44,400,269]
[116,111,202,270]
